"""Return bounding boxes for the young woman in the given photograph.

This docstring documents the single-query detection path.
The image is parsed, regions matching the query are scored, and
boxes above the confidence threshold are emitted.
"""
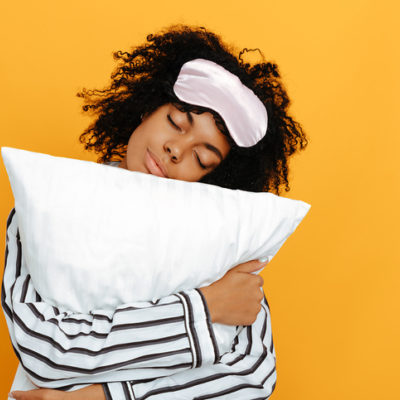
[4,24,308,399]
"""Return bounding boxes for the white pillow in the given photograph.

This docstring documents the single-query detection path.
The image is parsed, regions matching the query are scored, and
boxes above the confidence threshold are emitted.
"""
[2,147,310,350]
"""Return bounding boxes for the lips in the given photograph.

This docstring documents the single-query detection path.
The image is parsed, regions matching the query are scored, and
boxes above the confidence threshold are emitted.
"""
[145,149,168,178]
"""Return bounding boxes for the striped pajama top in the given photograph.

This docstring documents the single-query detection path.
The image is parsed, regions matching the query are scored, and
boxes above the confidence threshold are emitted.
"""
[2,161,277,400]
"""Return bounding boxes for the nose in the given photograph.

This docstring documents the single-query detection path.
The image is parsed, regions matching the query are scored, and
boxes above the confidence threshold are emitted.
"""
[164,139,187,163]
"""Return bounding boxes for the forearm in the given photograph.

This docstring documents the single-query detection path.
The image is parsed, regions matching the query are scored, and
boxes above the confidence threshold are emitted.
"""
[10,295,275,400]
[103,297,276,400]
[69,385,105,400]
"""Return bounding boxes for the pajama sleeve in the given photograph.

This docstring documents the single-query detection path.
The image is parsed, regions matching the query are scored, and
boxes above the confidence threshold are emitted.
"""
[2,208,220,389]
[102,293,276,400]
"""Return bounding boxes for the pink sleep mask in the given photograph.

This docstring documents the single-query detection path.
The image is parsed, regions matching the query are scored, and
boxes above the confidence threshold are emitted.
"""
[173,58,268,147]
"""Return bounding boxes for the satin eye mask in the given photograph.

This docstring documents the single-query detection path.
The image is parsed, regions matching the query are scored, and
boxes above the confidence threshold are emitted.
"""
[173,58,268,148]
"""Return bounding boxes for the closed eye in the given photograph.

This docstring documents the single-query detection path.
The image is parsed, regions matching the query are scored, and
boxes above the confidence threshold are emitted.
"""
[168,114,208,170]
[194,152,207,170]
[167,114,181,131]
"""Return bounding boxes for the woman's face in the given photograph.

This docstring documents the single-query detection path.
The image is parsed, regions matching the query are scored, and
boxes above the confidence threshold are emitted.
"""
[119,103,231,182]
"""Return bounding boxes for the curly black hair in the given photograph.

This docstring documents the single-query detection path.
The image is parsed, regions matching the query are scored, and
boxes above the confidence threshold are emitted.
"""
[77,24,308,194]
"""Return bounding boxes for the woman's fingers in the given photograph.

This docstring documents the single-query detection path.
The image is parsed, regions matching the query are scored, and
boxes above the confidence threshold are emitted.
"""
[231,259,268,273]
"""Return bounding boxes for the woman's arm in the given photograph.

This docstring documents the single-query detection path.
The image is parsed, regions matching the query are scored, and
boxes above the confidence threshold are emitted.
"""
[2,208,218,388]
[101,292,276,400]
[11,292,275,400]
[10,294,275,400]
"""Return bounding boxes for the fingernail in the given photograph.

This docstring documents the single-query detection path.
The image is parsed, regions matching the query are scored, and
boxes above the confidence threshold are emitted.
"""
[259,257,269,263]
[8,392,15,399]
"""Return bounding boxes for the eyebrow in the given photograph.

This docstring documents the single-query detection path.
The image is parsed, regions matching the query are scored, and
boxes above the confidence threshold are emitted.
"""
[185,111,193,126]
[205,143,223,161]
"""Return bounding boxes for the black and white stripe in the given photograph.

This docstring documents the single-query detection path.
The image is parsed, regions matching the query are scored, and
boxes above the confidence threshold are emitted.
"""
[120,296,276,400]
[2,207,276,398]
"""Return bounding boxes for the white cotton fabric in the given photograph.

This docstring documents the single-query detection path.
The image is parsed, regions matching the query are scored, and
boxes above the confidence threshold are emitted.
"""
[2,146,310,351]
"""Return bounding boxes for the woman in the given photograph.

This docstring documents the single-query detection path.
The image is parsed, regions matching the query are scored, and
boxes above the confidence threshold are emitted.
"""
[5,24,307,399]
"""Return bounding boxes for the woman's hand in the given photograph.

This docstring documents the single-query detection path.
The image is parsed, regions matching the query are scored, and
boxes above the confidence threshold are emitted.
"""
[10,384,105,400]
[199,259,267,326]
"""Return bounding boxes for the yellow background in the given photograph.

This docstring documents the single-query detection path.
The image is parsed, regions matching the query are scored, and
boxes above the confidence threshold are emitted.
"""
[1,1,399,399]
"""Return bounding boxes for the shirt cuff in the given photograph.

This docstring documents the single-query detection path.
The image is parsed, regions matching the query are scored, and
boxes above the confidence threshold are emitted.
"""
[102,382,135,400]
[176,288,220,368]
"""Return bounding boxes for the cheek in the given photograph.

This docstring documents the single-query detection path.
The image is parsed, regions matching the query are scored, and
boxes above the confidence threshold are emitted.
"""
[127,127,147,152]
[176,163,206,182]
[133,122,164,146]
[125,131,143,167]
